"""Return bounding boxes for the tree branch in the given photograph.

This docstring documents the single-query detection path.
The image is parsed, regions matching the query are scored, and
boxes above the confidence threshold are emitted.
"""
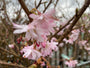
[36,0,42,9]
[43,0,52,13]
[48,15,75,41]
[54,0,59,7]
[18,0,33,22]
[58,0,90,44]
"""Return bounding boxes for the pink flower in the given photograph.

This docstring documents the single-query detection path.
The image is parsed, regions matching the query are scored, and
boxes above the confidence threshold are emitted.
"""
[41,62,45,66]
[13,23,34,34]
[63,39,68,44]
[88,30,90,33]
[78,40,87,46]
[41,42,46,48]
[84,46,90,51]
[30,9,58,23]
[29,9,58,35]
[71,29,80,34]
[67,39,74,44]
[25,27,45,42]
[51,37,57,42]
[88,52,90,54]
[13,23,45,42]
[64,29,80,44]
[8,44,14,48]
[13,9,58,42]
[70,29,80,41]
[13,23,42,42]
[41,43,52,57]
[41,40,58,57]
[59,43,64,47]
[21,45,41,60]
[49,40,58,51]
[65,60,78,67]
[63,38,73,44]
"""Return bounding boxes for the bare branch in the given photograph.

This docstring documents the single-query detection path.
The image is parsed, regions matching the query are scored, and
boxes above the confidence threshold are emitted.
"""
[43,0,52,13]
[54,0,59,7]
[18,0,33,22]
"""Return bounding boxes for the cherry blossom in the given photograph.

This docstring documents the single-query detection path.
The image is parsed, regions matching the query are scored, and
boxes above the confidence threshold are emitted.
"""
[65,60,78,67]
[41,40,58,57]
[21,45,41,60]
[84,46,90,51]
[41,62,45,66]
[8,44,14,48]
[29,8,58,35]
[13,8,58,43]
[70,29,80,41]
[59,43,64,47]
[13,23,46,42]
[88,30,90,33]
[78,40,87,46]
[13,23,34,34]
[25,27,45,42]
[63,38,74,44]
[13,8,60,60]
[63,29,80,44]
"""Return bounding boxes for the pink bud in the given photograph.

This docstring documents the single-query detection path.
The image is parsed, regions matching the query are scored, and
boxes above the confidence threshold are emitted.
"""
[9,44,14,48]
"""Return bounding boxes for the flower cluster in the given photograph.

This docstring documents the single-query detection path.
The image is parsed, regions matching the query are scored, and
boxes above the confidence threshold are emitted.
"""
[13,9,58,60]
[65,60,78,67]
[63,29,80,44]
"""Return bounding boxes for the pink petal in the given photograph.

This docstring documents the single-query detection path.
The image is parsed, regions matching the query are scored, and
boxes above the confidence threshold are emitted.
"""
[29,14,39,19]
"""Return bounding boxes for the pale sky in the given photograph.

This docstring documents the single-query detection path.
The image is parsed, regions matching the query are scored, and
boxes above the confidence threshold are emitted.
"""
[6,0,90,20]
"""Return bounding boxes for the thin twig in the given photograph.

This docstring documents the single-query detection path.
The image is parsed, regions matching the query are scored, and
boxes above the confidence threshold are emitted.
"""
[54,0,59,7]
[36,0,42,9]
[43,0,52,13]
[18,0,33,22]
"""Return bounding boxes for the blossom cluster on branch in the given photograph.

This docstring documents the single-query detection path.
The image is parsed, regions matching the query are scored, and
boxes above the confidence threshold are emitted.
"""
[13,8,58,60]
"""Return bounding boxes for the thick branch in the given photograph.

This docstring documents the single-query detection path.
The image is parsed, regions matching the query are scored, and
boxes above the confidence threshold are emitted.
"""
[18,0,33,22]
[58,0,90,44]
